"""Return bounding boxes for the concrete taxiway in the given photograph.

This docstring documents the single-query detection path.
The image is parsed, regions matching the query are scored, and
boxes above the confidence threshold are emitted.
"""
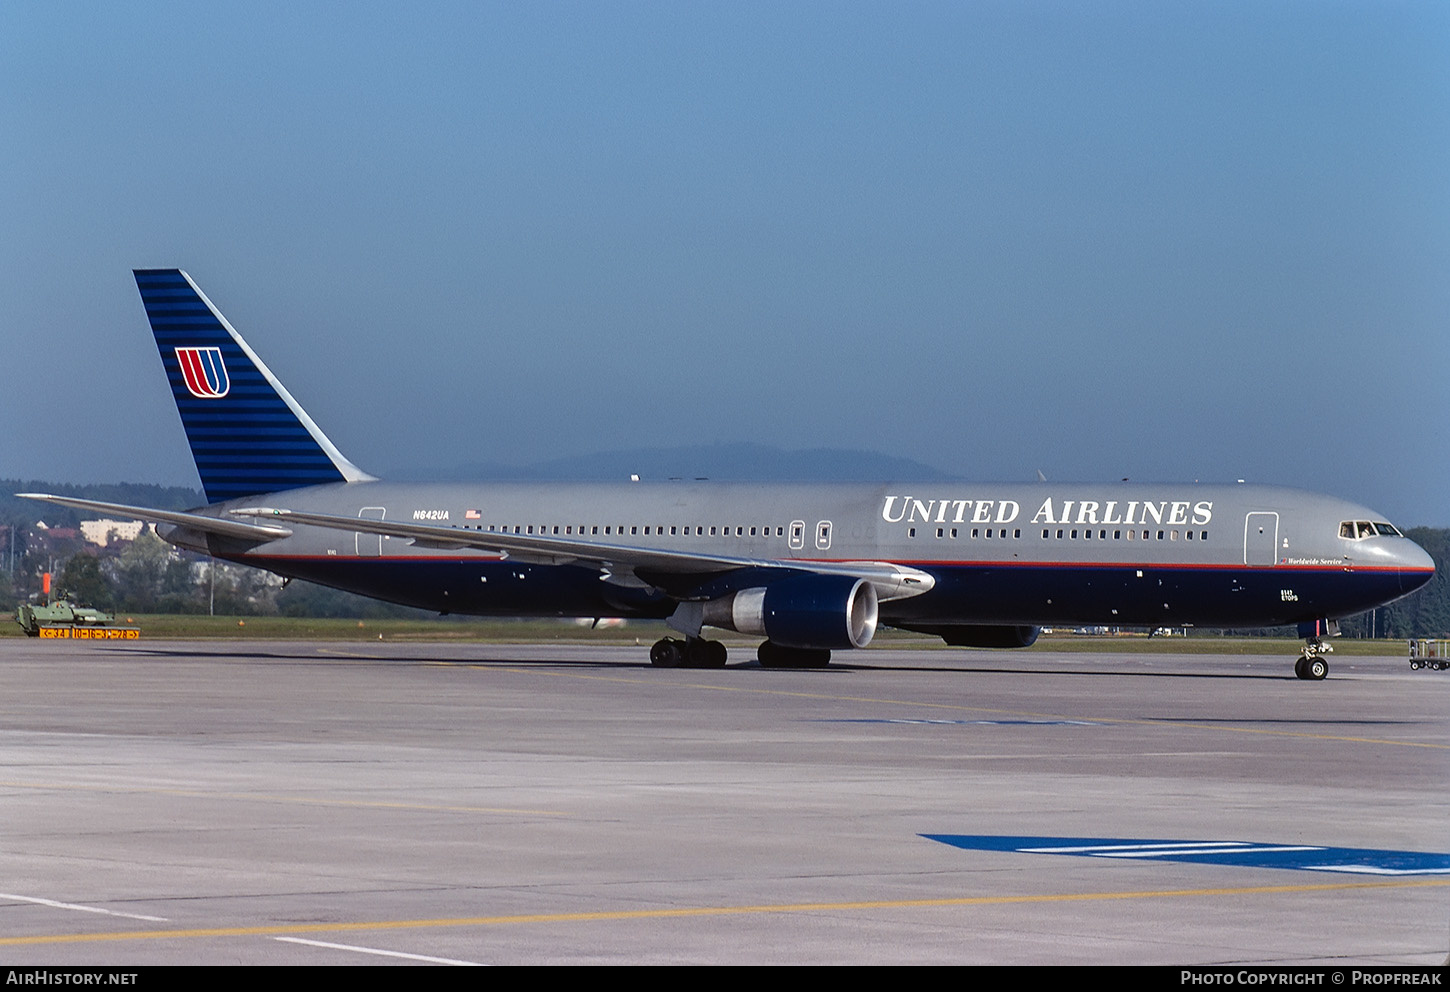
[0,639,1446,965]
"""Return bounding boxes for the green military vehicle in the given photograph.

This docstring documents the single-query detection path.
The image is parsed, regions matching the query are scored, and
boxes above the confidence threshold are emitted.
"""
[15,574,139,639]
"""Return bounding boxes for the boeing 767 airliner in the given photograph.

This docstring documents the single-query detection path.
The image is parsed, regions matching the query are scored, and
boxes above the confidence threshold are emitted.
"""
[20,270,1436,679]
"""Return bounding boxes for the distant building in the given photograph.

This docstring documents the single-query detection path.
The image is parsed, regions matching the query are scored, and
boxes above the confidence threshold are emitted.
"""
[27,524,81,551]
[79,519,146,547]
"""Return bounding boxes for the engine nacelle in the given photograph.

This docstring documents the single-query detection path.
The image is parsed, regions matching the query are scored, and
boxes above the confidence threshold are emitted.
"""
[701,574,878,650]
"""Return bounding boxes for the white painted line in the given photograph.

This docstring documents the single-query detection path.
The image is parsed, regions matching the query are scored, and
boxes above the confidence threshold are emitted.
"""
[1300,865,1450,876]
[1019,842,1249,854]
[1092,845,1323,858]
[0,892,168,922]
[274,936,483,965]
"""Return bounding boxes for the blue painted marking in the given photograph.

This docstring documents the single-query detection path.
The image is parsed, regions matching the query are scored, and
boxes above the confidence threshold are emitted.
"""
[922,835,1450,876]
[818,719,1100,726]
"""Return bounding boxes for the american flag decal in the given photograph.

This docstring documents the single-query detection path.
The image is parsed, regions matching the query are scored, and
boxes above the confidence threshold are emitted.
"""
[175,346,230,398]
[465,509,481,519]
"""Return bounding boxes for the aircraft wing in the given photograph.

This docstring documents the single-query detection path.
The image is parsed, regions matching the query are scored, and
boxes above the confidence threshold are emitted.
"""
[231,506,933,601]
[17,493,293,542]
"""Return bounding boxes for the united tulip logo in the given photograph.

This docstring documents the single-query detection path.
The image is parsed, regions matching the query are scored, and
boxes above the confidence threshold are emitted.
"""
[175,347,230,398]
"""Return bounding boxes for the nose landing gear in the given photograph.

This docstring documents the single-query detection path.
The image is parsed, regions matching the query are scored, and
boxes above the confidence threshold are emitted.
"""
[1294,637,1330,681]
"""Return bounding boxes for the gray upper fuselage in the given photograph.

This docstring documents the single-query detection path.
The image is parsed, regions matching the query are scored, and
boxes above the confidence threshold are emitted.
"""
[190,479,1416,568]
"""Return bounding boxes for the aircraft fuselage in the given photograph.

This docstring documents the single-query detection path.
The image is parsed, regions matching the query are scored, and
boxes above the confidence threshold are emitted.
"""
[168,479,1433,631]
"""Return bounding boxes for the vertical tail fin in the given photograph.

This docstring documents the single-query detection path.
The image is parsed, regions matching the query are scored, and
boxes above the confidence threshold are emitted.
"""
[134,269,374,504]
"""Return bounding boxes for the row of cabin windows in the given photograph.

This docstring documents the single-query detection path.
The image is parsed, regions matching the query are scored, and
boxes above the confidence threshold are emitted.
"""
[466,524,793,538]
[1043,528,1210,542]
[911,526,1210,542]
[452,522,1209,544]
[922,527,1021,540]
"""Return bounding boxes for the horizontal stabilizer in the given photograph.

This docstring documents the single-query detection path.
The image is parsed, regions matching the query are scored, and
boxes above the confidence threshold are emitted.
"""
[17,494,293,542]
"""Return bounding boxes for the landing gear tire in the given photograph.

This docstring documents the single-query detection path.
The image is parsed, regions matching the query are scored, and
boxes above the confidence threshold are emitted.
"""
[685,638,727,669]
[650,638,685,668]
[652,637,726,669]
[1295,634,1332,681]
[757,641,831,669]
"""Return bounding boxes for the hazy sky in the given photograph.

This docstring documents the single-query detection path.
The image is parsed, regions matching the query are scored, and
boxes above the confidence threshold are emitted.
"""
[3,2,1447,524]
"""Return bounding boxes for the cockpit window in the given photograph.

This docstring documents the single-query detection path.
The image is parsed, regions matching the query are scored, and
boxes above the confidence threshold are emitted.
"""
[1340,519,1404,540]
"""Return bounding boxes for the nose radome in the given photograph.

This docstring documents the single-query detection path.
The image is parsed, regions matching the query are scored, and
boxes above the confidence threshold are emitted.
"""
[1400,540,1436,593]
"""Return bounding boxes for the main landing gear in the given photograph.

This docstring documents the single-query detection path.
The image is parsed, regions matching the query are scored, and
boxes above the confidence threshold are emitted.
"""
[650,637,727,669]
[648,638,833,669]
[1294,637,1330,681]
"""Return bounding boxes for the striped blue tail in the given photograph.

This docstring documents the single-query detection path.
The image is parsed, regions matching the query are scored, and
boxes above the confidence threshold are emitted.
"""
[134,269,373,504]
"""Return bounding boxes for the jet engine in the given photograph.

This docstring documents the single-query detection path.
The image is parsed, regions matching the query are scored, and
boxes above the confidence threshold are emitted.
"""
[701,574,878,650]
